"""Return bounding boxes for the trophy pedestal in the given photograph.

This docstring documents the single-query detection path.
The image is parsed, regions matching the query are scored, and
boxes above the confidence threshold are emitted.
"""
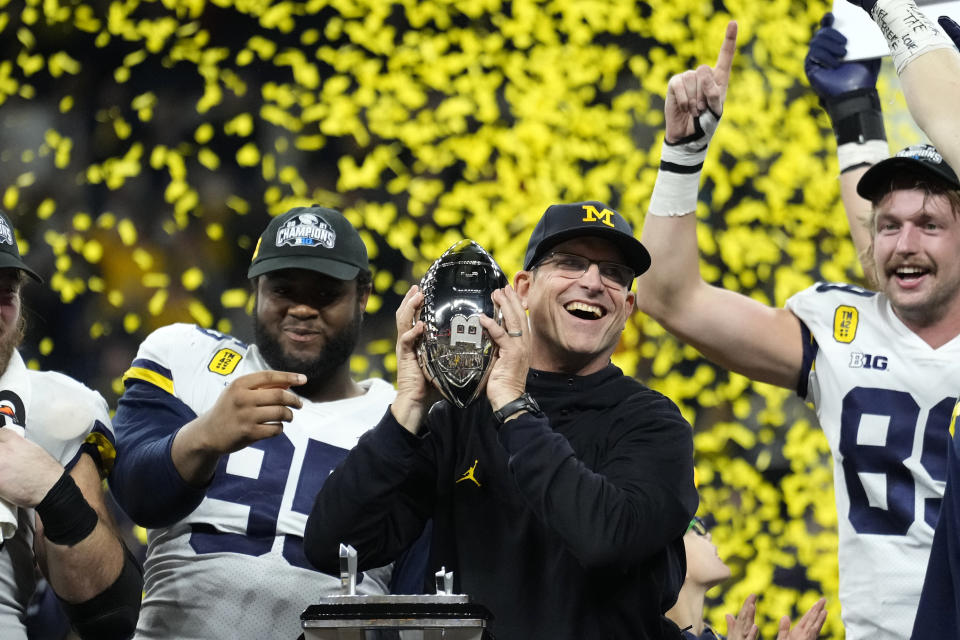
[300,594,492,640]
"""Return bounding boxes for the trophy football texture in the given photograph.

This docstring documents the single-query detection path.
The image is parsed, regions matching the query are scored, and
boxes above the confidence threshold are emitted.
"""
[416,240,508,408]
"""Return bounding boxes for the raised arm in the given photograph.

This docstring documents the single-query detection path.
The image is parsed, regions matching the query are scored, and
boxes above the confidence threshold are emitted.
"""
[636,21,804,389]
[804,13,885,286]
[900,49,960,171]
[849,0,960,170]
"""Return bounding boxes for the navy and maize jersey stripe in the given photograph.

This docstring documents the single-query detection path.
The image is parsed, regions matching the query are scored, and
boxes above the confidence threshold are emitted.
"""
[797,320,818,399]
[123,358,174,395]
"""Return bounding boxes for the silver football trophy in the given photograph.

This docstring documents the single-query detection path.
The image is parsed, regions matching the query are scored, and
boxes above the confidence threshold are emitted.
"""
[416,240,507,408]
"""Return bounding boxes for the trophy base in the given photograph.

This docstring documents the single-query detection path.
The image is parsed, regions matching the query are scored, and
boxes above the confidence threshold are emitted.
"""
[300,595,492,640]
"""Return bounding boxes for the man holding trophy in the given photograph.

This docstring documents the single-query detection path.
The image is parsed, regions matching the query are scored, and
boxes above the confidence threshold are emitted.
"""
[305,201,698,640]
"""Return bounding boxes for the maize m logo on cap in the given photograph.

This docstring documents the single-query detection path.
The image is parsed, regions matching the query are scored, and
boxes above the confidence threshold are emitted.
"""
[581,204,616,228]
[275,213,335,249]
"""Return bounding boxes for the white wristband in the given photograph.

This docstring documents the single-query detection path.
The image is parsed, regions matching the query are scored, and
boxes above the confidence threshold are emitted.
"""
[871,0,954,74]
[837,139,890,173]
[647,168,700,217]
[647,109,719,217]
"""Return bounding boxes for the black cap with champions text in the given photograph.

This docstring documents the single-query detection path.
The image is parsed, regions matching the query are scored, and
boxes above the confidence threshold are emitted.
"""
[248,206,369,280]
[857,144,960,201]
[523,201,651,276]
[0,210,41,283]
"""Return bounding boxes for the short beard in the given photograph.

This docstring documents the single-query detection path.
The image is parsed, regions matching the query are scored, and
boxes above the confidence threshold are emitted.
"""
[0,313,25,374]
[891,286,955,328]
[254,310,362,391]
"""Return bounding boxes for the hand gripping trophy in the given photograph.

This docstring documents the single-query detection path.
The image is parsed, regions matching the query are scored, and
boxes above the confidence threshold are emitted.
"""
[416,240,507,408]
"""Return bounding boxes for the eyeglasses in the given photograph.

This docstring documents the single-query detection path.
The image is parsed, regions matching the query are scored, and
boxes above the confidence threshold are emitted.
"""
[687,516,708,536]
[535,252,635,289]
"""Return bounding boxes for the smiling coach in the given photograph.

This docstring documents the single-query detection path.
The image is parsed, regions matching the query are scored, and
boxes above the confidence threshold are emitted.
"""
[305,200,698,640]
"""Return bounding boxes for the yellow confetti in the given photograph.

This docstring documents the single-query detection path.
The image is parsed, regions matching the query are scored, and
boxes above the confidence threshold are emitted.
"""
[147,289,167,316]
[181,267,203,290]
[123,313,140,333]
[37,198,55,219]
[81,239,103,263]
[236,143,260,166]
[188,300,212,327]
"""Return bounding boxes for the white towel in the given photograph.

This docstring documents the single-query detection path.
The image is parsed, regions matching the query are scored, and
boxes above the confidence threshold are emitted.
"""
[0,424,24,542]
[0,352,32,544]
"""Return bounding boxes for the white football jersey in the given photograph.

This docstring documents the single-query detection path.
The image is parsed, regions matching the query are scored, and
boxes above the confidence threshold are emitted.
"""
[786,283,960,640]
[120,324,395,640]
[0,353,115,640]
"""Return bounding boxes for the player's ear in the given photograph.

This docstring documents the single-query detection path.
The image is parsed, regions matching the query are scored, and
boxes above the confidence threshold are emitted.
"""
[357,285,371,311]
[355,270,372,311]
[513,270,532,309]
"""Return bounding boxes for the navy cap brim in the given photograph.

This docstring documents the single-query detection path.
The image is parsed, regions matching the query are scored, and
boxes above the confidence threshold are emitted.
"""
[857,156,960,201]
[248,256,361,280]
[524,226,651,276]
[0,254,42,283]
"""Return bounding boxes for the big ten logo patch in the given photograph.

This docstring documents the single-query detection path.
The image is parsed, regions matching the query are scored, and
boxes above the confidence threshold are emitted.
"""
[848,351,888,371]
[833,305,858,343]
[208,349,243,375]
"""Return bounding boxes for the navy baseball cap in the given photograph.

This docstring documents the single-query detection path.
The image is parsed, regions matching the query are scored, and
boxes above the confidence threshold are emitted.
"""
[0,210,41,283]
[248,206,368,280]
[523,201,651,276]
[857,144,960,201]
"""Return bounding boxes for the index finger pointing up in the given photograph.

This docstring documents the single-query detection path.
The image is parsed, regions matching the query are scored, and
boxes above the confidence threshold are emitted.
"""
[714,20,738,85]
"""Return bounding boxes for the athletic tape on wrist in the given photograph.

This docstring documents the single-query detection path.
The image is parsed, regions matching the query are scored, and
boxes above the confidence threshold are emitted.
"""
[35,472,98,546]
[648,109,719,217]
[647,170,700,216]
[837,140,890,174]
[870,0,954,73]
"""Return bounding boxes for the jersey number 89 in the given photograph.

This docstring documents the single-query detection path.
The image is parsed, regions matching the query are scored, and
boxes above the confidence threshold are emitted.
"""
[839,387,953,535]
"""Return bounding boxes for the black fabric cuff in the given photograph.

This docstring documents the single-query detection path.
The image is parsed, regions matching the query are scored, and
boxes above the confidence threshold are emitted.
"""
[60,544,143,639]
[36,472,98,546]
[824,89,887,145]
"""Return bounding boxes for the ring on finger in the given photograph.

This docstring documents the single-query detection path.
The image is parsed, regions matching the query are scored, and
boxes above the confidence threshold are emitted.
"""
[506,330,523,337]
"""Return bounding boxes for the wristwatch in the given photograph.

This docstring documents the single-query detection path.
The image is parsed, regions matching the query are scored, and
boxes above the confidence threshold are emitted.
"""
[493,392,543,424]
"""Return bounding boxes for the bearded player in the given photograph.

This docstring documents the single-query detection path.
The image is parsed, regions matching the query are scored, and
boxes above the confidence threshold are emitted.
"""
[636,20,960,639]
[833,0,960,634]
[109,206,396,640]
[0,208,141,639]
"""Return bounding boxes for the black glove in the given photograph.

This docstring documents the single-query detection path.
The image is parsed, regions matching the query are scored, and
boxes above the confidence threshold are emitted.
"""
[939,15,960,49]
[805,13,880,103]
[805,13,885,151]
[846,0,878,14]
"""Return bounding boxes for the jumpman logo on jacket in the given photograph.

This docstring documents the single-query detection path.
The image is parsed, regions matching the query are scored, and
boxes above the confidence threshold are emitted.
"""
[456,459,481,487]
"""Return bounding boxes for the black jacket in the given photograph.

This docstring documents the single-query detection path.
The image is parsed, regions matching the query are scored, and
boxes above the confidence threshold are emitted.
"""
[305,364,698,640]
